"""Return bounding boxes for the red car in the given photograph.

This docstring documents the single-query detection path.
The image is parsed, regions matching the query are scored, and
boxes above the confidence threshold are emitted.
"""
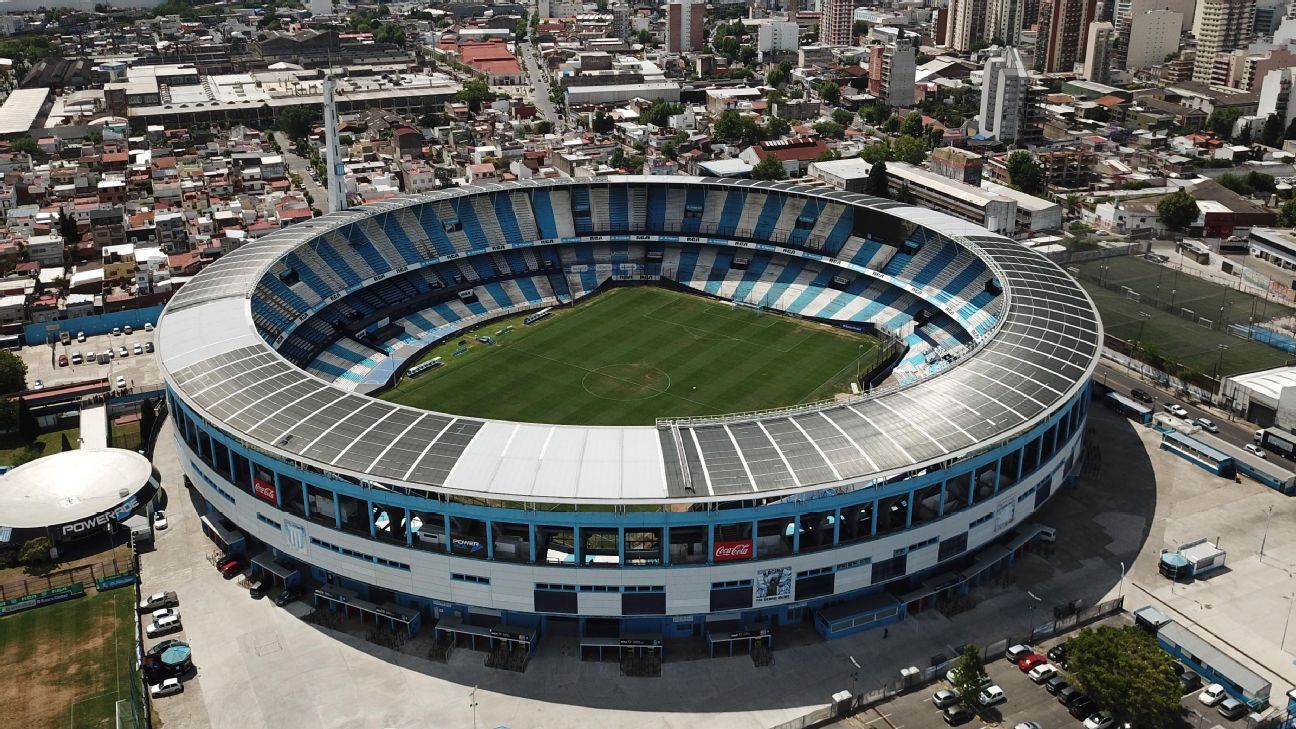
[1018,653,1047,672]
[57,354,68,367]
[217,556,247,579]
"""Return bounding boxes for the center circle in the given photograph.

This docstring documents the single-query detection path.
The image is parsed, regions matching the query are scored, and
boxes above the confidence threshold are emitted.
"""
[581,364,672,401]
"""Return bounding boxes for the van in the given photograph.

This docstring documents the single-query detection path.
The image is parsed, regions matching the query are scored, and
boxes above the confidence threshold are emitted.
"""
[1036,526,1057,543]
[1255,429,1265,443]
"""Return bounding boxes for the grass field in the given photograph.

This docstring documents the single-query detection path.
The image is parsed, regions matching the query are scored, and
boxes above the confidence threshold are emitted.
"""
[382,286,882,425]
[1071,257,1296,377]
[0,588,139,729]
[0,425,81,468]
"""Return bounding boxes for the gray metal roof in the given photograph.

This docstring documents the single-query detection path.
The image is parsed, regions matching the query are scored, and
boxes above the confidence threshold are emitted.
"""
[158,176,1102,505]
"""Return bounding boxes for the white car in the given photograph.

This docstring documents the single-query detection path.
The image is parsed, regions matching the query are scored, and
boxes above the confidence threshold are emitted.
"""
[1195,417,1219,433]
[931,688,961,708]
[144,322,154,332]
[115,375,126,389]
[123,325,132,335]
[1245,443,1267,459]
[118,346,129,358]
[1005,643,1033,662]
[1084,710,1116,729]
[133,344,143,355]
[150,607,180,622]
[976,685,1006,707]
[138,590,178,612]
[31,379,42,390]
[76,331,86,342]
[146,613,182,637]
[1199,683,1228,706]
[1167,403,1189,418]
[945,668,992,689]
[150,678,183,697]
[154,510,168,530]
[1027,663,1057,683]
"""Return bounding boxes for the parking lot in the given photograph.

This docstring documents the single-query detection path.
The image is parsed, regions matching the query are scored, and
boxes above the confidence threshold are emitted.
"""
[21,325,162,392]
[853,633,1253,729]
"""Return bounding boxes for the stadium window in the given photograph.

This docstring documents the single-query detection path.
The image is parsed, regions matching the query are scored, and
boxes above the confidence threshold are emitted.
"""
[838,501,874,544]
[256,513,282,530]
[624,528,662,566]
[490,521,531,563]
[449,516,489,560]
[582,528,619,567]
[711,579,753,589]
[999,450,1021,489]
[799,510,836,552]
[372,501,406,544]
[1041,424,1059,463]
[538,525,576,565]
[756,516,793,558]
[335,493,369,537]
[912,484,942,525]
[452,573,490,585]
[837,557,871,571]
[876,493,909,536]
[667,524,708,564]
[796,566,832,578]
[230,452,253,493]
[279,474,305,518]
[970,513,993,528]
[975,462,997,499]
[1023,437,1041,475]
[209,439,232,481]
[304,484,338,528]
[411,509,446,553]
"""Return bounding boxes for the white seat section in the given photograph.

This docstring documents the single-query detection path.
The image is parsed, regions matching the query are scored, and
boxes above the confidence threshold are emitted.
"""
[509,193,541,243]
[355,218,406,271]
[491,251,511,275]
[664,187,686,230]
[589,187,610,230]
[322,230,377,280]
[797,288,845,319]
[864,242,896,271]
[807,202,847,248]
[700,189,727,234]
[454,259,480,282]
[396,207,439,260]
[713,266,748,299]
[470,197,506,246]
[628,186,647,229]
[736,191,765,237]
[770,196,806,243]
[431,200,473,252]
[684,247,718,288]
[548,188,576,238]
[743,258,787,307]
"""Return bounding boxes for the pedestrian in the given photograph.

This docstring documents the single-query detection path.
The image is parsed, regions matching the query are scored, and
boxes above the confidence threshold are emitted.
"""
[883,627,889,639]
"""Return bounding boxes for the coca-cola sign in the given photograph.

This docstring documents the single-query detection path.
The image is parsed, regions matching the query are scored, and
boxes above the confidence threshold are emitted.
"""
[713,540,753,562]
[252,477,278,505]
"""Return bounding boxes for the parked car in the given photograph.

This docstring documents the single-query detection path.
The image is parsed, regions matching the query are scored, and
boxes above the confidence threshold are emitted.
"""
[275,589,299,607]
[138,591,178,612]
[115,375,126,389]
[145,341,154,353]
[1218,698,1248,720]
[118,346,128,358]
[1084,710,1116,729]
[146,614,181,637]
[1028,664,1057,683]
[144,322,154,332]
[153,510,168,530]
[1057,686,1081,706]
[32,379,41,390]
[76,331,85,342]
[1179,671,1202,692]
[149,678,183,698]
[1199,684,1228,706]
[150,607,180,622]
[133,344,143,355]
[112,326,121,336]
[248,581,266,599]
[976,685,1006,707]
[1044,677,1069,695]
[943,706,975,726]
[945,668,992,689]
[1068,696,1098,719]
[1195,417,1219,433]
[1013,723,1042,729]
[1047,642,1068,664]
[1017,653,1047,672]
[124,325,132,335]
[1245,443,1268,459]
[932,689,961,708]
[71,352,82,365]
[1005,644,1033,663]
[57,354,67,367]
[218,556,247,578]
[1166,403,1189,418]
[1130,389,1153,404]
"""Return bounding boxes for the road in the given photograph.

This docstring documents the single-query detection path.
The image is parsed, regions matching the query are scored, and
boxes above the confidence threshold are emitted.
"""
[519,40,560,128]
[274,131,330,213]
[1095,359,1256,446]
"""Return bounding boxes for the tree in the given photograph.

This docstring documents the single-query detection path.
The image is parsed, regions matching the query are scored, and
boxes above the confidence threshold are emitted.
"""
[750,155,787,181]
[893,134,927,165]
[815,149,842,162]
[950,644,989,708]
[832,109,855,127]
[1261,113,1284,147]
[534,120,553,134]
[1206,107,1242,138]
[860,140,892,164]
[637,28,653,47]
[278,105,315,140]
[9,134,38,156]
[640,99,683,128]
[18,537,51,566]
[865,160,889,197]
[817,80,841,104]
[814,121,845,139]
[374,22,405,46]
[1285,115,1296,142]
[766,65,787,87]
[767,116,791,138]
[591,111,614,133]
[0,397,17,434]
[455,79,497,112]
[883,113,901,134]
[57,209,77,243]
[1069,625,1180,729]
[901,110,924,137]
[739,46,757,66]
[1006,150,1046,195]
[0,350,26,395]
[1279,197,1296,227]
[715,36,740,60]
[1157,189,1199,232]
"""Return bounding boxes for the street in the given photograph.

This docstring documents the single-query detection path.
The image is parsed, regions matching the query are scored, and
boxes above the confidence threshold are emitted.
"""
[519,40,560,129]
[274,131,330,213]
[1095,359,1255,446]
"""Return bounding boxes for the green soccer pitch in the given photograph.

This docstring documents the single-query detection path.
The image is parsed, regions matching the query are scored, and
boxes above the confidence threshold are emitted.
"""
[381,286,884,426]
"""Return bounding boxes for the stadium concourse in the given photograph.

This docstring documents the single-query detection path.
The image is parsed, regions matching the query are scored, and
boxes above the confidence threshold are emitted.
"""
[156,177,1100,666]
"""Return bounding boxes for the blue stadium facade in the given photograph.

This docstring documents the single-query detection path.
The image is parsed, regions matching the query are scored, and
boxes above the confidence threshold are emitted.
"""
[158,177,1101,649]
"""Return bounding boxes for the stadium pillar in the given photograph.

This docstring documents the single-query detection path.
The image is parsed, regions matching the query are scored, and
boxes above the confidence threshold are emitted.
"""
[937,480,947,518]
[331,492,342,529]
[792,515,801,553]
[442,514,453,555]
[485,520,494,559]
[992,460,1003,496]
[528,523,537,563]
[573,526,582,565]
[367,500,376,539]
[870,498,879,537]
[662,526,670,565]
[405,508,413,546]
[831,509,841,547]
[617,527,625,566]
[706,524,715,564]
[904,491,914,529]
[301,480,311,519]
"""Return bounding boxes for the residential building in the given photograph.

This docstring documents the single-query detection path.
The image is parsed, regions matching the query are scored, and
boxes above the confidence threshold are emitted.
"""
[1037,0,1099,72]
[756,20,801,54]
[979,48,1032,142]
[945,0,988,52]
[820,0,855,45]
[1192,0,1257,84]
[738,137,831,177]
[1127,10,1185,70]
[1258,65,1296,129]
[930,147,986,185]
[987,0,1028,45]
[1083,22,1116,82]
[667,0,705,52]
[866,28,918,107]
[25,234,65,267]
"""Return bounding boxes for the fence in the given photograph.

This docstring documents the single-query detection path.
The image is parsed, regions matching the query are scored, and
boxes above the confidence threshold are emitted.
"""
[767,597,1126,729]
[0,555,136,602]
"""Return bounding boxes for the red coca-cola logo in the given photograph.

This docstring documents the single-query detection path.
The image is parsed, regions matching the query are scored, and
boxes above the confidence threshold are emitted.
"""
[252,477,278,505]
[714,540,753,561]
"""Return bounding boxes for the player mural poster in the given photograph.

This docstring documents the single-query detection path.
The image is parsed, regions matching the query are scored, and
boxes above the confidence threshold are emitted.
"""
[755,566,792,603]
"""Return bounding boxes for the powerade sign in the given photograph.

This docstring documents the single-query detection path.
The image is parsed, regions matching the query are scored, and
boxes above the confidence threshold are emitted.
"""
[57,496,139,539]
[451,536,484,555]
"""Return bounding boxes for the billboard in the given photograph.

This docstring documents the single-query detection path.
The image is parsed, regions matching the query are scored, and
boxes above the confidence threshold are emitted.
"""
[713,539,753,562]
[755,566,792,603]
[253,475,278,505]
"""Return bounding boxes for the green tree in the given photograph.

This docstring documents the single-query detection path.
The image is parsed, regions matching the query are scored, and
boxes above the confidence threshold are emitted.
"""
[455,79,497,112]
[817,80,840,104]
[1261,113,1284,147]
[814,121,845,139]
[277,105,315,140]
[767,116,791,138]
[715,36,740,60]
[0,397,17,434]
[832,109,855,127]
[901,110,924,137]
[883,113,901,134]
[1278,197,1296,226]
[766,65,787,87]
[640,99,683,128]
[9,134,38,156]
[739,46,757,66]
[750,155,787,180]
[18,536,51,566]
[865,160,889,197]
[893,134,927,164]
[1006,150,1046,195]
[950,644,989,708]
[1285,115,1296,141]
[57,209,77,243]
[0,350,26,394]
[374,22,405,46]
[1069,625,1180,729]
[1157,189,1199,232]
[591,110,614,133]
[637,28,653,46]
[860,140,892,164]
[1218,173,1250,196]
[1207,107,1242,138]
[815,149,842,162]
[861,102,890,126]
[534,120,553,134]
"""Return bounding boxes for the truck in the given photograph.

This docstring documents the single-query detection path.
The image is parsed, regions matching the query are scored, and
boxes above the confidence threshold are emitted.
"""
[1256,427,1296,460]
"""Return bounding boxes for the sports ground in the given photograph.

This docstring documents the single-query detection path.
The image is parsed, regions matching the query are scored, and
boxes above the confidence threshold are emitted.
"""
[382,286,882,426]
[0,588,139,729]
[1071,256,1295,377]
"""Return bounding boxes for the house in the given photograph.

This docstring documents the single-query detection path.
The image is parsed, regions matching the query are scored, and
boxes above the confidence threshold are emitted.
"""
[738,137,830,177]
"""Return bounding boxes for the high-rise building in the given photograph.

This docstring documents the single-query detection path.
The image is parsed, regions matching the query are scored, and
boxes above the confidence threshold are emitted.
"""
[1037,0,1098,72]
[979,47,1032,142]
[1126,9,1184,69]
[1192,0,1257,83]
[1258,65,1296,128]
[667,0,705,53]
[323,77,347,213]
[987,0,1028,45]
[820,0,855,44]
[944,0,988,51]
[866,28,918,106]
[756,19,801,53]
[1255,0,1284,33]
[1083,21,1116,80]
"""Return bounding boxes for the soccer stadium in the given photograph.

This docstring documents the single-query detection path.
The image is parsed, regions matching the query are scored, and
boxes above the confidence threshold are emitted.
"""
[157,177,1100,661]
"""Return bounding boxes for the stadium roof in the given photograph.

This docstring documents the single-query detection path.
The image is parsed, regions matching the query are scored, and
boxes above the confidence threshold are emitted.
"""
[158,176,1102,505]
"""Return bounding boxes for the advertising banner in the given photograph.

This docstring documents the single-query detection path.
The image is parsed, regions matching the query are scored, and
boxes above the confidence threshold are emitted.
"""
[713,540,753,562]
[754,566,792,603]
[0,583,85,616]
[253,475,278,505]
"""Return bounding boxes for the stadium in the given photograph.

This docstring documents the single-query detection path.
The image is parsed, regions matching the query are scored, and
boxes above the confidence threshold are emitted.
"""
[157,176,1100,660]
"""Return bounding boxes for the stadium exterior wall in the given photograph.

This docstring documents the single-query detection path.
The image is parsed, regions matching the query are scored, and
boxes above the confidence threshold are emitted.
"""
[169,386,1088,635]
